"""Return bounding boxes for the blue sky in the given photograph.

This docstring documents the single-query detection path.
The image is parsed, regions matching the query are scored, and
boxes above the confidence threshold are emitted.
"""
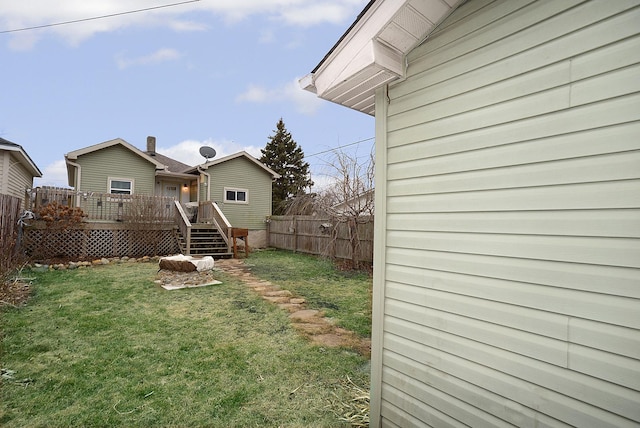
[0,0,375,189]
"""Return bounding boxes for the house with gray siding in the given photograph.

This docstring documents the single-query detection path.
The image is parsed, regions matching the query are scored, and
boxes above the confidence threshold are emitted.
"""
[303,0,640,426]
[0,137,42,205]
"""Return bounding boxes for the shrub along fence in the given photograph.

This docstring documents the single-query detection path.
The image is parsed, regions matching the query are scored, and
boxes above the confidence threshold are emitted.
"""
[267,215,373,265]
[0,193,24,275]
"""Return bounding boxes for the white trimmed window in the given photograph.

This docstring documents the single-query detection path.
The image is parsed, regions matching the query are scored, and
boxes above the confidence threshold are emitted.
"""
[108,178,134,195]
[224,187,248,204]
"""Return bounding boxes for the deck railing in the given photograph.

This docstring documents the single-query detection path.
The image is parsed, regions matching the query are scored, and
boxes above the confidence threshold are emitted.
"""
[25,187,175,223]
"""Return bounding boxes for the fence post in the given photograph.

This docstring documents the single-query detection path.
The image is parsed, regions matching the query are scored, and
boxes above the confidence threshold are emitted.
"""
[293,217,298,253]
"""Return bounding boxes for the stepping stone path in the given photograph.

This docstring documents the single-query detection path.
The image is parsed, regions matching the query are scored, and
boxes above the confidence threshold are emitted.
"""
[215,258,371,357]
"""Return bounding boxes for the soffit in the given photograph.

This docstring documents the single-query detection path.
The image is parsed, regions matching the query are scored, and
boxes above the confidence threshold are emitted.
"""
[301,0,462,115]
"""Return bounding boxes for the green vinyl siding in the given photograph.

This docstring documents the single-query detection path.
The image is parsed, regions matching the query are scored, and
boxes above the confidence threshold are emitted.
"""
[374,1,640,427]
[205,157,272,230]
[1,152,34,202]
[76,144,156,195]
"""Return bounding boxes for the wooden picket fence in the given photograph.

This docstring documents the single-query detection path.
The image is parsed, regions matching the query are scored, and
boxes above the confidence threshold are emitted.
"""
[267,215,374,264]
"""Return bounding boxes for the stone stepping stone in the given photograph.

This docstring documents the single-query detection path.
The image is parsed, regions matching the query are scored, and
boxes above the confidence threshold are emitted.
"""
[288,309,320,321]
[263,296,290,304]
[264,290,292,297]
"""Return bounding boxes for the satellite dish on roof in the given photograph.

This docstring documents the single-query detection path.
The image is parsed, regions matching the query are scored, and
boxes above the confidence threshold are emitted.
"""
[199,146,216,160]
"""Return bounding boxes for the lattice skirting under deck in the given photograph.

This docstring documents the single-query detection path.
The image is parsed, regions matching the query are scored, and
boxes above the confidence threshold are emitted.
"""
[23,223,180,260]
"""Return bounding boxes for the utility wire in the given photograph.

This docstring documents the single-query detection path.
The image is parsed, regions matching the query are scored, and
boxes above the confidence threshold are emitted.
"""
[0,0,200,34]
[306,137,374,158]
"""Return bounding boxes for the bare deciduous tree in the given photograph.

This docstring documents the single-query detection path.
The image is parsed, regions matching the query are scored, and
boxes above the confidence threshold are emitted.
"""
[285,146,375,270]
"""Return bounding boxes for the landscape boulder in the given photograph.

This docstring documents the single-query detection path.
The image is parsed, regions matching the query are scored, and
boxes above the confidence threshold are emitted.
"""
[158,254,214,272]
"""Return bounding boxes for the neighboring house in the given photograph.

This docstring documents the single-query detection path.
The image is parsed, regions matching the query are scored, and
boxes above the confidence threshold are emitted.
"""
[0,137,42,205]
[65,137,194,204]
[331,188,374,217]
[65,137,278,248]
[303,1,640,427]
[185,151,280,247]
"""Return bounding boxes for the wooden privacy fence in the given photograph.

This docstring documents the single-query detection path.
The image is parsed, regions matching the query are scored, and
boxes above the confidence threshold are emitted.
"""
[0,193,24,273]
[1,193,22,242]
[267,215,373,264]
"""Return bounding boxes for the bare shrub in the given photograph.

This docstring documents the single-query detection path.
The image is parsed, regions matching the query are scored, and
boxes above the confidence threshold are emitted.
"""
[122,196,173,256]
[31,201,88,260]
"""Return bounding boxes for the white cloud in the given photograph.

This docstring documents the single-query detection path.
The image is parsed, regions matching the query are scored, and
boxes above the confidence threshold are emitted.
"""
[7,32,39,51]
[282,3,355,26]
[258,29,276,44]
[308,172,337,193]
[236,77,323,115]
[167,19,208,32]
[33,159,70,188]
[235,84,271,103]
[157,138,263,167]
[115,48,182,69]
[0,0,368,49]
[283,78,324,115]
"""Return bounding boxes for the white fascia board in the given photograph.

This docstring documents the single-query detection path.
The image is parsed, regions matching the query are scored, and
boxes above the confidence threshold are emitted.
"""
[309,0,406,97]
[66,137,166,169]
[197,151,281,179]
[1,143,43,177]
[301,0,462,114]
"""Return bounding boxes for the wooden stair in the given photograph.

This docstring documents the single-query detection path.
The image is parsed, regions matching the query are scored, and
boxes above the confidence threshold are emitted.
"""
[175,223,233,258]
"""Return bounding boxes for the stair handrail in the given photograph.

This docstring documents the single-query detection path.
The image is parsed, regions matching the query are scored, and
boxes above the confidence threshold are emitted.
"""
[174,201,192,255]
[210,202,232,252]
[197,201,232,254]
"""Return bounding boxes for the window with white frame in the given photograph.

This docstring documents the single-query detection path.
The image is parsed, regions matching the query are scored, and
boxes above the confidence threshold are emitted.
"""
[224,187,248,204]
[108,178,133,195]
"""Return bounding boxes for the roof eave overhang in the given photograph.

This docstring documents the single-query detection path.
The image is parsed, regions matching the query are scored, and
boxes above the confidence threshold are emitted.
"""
[300,0,463,115]
[195,151,282,179]
[1,143,43,177]
[65,138,166,169]
[155,170,197,180]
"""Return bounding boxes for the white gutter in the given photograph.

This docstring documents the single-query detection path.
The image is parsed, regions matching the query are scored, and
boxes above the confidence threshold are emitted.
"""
[66,159,82,207]
[197,165,210,202]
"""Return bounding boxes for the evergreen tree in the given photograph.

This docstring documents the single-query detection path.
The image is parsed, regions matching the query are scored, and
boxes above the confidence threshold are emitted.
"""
[260,118,313,215]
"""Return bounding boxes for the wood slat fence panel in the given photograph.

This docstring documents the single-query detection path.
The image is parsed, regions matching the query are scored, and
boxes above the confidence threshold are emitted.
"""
[267,215,374,263]
[0,193,24,273]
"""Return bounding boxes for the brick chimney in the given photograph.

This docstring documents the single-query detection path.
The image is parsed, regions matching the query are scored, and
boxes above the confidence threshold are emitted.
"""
[147,136,156,156]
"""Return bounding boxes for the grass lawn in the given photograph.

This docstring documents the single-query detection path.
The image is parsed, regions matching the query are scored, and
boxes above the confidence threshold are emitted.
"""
[0,252,371,427]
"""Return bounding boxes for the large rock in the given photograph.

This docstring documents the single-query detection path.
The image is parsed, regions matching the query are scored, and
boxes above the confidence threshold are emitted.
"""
[159,255,214,272]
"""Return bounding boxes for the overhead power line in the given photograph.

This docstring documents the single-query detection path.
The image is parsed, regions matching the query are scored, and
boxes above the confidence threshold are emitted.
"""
[306,137,375,158]
[0,0,200,34]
